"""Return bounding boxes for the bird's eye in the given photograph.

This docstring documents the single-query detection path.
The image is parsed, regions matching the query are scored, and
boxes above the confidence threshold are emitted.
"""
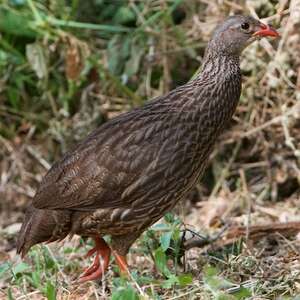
[241,22,250,31]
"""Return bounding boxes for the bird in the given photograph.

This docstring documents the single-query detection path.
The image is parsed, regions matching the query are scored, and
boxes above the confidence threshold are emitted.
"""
[17,15,279,282]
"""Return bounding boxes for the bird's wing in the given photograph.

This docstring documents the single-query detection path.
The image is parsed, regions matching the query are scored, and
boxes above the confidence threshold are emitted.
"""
[32,96,185,211]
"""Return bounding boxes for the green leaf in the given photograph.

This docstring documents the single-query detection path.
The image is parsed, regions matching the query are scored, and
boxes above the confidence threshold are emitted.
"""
[232,287,251,300]
[151,223,170,231]
[203,265,218,277]
[0,7,37,37]
[154,247,171,277]
[0,262,10,278]
[124,42,144,78]
[7,288,13,300]
[7,87,20,109]
[177,274,193,286]
[113,6,136,25]
[111,286,139,300]
[10,0,26,5]
[162,274,178,288]
[203,265,231,291]
[0,50,9,66]
[172,227,181,242]
[107,35,131,75]
[63,247,75,254]
[12,262,30,275]
[42,247,56,270]
[164,213,175,223]
[31,271,41,288]
[45,281,56,300]
[26,43,48,79]
[215,292,236,300]
[160,232,172,252]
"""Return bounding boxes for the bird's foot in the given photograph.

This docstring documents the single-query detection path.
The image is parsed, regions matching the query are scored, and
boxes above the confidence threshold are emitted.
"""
[113,252,129,277]
[78,237,111,283]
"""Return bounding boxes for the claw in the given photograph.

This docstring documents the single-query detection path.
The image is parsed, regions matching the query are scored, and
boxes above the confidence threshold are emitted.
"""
[84,247,98,259]
[77,237,130,283]
[78,237,111,283]
[81,255,100,277]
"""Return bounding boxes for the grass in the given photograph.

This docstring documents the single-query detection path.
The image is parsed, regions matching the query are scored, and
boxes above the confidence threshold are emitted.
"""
[0,0,299,299]
[3,217,300,299]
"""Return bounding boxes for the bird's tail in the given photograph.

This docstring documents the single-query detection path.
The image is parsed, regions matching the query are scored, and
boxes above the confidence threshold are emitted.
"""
[17,204,56,257]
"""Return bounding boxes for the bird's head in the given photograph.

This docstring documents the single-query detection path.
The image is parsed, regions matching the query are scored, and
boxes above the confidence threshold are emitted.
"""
[209,15,279,56]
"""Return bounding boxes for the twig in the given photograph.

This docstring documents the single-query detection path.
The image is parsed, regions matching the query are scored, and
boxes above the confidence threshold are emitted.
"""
[16,291,42,300]
[183,225,229,251]
[240,104,300,138]
[26,145,51,170]
[184,222,300,251]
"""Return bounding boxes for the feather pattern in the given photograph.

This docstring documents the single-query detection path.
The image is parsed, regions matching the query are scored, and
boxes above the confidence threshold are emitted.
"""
[17,14,274,257]
[31,53,241,237]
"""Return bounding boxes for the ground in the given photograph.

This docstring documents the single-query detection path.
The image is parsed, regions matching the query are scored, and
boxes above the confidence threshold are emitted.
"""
[0,0,299,299]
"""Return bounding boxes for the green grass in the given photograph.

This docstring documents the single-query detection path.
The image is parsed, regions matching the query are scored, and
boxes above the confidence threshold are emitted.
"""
[2,213,300,299]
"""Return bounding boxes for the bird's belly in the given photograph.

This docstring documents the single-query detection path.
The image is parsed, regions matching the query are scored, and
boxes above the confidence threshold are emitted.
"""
[74,158,208,237]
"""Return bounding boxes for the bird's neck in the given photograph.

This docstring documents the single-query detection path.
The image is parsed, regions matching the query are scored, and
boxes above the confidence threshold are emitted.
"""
[196,50,241,105]
[188,51,242,135]
[199,49,240,83]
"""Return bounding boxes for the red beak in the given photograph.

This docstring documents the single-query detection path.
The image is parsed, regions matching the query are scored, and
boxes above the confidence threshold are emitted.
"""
[253,23,279,38]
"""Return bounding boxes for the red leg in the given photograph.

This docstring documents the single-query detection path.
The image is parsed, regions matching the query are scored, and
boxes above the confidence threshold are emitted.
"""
[78,237,111,282]
[113,251,129,276]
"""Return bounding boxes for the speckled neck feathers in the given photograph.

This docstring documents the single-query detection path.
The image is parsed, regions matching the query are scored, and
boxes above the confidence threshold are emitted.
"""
[148,50,242,147]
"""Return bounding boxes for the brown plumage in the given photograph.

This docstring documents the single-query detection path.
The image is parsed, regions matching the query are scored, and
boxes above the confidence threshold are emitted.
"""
[17,15,279,282]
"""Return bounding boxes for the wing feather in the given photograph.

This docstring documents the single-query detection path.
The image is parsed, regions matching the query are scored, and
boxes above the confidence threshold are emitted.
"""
[32,87,195,211]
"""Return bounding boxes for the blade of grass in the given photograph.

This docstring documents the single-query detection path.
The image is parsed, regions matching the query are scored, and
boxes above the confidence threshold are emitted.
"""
[46,17,132,33]
[0,105,49,126]
[0,39,26,63]
[135,0,183,34]
[27,0,43,24]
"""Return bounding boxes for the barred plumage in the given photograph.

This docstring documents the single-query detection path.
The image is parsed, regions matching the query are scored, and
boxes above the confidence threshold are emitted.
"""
[17,15,279,282]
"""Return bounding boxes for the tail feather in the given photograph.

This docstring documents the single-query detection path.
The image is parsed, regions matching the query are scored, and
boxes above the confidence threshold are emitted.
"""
[17,204,56,257]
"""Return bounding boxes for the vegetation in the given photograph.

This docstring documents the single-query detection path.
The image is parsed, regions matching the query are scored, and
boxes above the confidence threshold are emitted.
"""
[0,0,299,299]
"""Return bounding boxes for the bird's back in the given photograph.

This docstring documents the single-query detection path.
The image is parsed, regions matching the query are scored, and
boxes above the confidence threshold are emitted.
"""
[19,54,242,253]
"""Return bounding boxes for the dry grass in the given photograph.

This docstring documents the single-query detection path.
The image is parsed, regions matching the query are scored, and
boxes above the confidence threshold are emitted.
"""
[0,0,299,299]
